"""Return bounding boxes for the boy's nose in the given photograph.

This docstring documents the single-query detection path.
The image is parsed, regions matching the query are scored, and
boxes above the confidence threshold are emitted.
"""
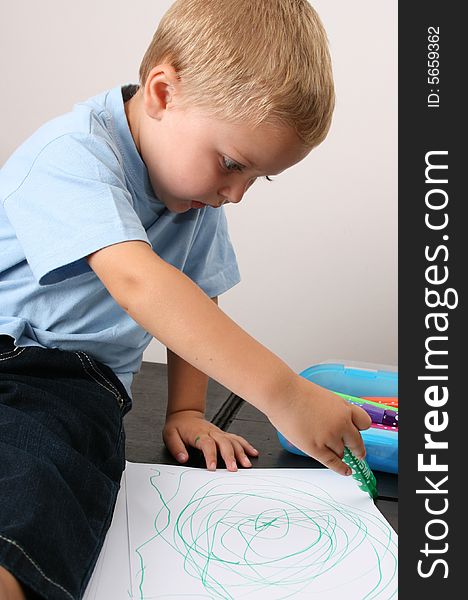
[227,191,244,204]
[218,178,255,205]
[218,187,244,205]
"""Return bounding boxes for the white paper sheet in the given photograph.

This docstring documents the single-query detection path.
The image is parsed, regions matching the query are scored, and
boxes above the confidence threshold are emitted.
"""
[125,463,398,599]
[83,470,131,600]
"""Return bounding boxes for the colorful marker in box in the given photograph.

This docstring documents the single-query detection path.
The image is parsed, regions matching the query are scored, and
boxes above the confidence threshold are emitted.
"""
[333,391,398,428]
[371,423,398,432]
[363,396,398,409]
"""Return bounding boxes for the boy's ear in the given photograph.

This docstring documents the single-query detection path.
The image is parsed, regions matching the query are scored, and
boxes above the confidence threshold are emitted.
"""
[143,64,180,120]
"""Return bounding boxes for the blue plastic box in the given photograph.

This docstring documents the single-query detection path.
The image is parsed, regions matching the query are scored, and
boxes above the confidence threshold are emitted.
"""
[277,362,398,473]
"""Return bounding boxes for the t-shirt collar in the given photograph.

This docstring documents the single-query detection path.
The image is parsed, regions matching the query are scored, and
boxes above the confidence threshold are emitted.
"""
[106,84,158,201]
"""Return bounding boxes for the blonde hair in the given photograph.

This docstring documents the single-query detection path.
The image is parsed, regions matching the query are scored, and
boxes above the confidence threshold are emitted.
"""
[139,0,335,149]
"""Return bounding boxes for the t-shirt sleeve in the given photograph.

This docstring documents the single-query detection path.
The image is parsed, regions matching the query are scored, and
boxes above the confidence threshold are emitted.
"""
[182,206,241,298]
[2,133,150,285]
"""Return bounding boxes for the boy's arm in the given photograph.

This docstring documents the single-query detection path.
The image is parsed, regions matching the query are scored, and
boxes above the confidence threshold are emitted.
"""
[165,297,218,418]
[87,240,371,476]
[166,347,209,416]
[164,314,259,472]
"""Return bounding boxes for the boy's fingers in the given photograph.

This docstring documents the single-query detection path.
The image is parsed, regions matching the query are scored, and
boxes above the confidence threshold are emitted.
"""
[351,405,372,430]
[214,438,239,471]
[163,428,188,463]
[232,440,252,468]
[233,436,259,457]
[199,436,218,471]
[325,440,345,460]
[342,406,371,460]
[317,448,352,476]
[343,428,367,460]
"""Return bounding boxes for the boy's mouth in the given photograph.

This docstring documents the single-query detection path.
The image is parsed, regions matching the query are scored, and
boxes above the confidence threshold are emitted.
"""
[191,201,207,209]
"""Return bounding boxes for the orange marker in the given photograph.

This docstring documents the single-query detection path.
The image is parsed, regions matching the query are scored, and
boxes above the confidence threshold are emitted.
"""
[362,396,398,408]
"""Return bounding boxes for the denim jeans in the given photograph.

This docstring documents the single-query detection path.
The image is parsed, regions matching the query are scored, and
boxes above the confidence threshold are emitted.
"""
[0,335,132,599]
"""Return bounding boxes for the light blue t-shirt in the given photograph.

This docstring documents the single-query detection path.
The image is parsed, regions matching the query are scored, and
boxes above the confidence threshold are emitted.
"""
[0,85,240,396]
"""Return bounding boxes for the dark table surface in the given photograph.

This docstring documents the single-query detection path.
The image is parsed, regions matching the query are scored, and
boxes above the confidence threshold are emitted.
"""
[125,362,398,532]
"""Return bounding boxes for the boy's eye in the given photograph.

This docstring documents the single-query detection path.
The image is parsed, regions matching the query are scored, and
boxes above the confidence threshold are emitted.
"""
[222,156,274,182]
[222,156,244,172]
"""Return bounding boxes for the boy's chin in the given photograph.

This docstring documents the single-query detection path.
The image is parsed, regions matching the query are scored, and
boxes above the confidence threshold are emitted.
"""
[168,200,208,213]
[161,198,193,213]
[169,206,191,214]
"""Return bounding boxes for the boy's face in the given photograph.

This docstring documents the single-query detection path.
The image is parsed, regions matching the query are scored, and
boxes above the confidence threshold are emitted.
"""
[127,70,310,213]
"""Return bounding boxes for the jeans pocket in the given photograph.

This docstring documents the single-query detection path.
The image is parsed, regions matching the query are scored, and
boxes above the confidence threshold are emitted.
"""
[0,339,27,368]
[74,351,124,407]
[74,351,131,414]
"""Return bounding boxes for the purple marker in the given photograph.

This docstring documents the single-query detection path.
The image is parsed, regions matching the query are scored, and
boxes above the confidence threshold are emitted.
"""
[360,403,398,427]
[335,392,399,428]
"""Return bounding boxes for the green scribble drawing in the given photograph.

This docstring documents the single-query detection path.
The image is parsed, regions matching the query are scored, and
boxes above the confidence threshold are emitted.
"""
[129,468,397,599]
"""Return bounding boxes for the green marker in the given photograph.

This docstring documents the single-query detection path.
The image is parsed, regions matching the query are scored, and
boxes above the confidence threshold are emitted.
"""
[342,447,378,499]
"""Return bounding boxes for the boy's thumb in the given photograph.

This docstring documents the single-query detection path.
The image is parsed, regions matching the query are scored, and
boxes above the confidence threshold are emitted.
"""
[352,405,372,430]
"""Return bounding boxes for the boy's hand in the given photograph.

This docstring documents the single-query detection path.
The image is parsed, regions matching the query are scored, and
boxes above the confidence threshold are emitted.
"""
[163,410,259,471]
[267,375,372,476]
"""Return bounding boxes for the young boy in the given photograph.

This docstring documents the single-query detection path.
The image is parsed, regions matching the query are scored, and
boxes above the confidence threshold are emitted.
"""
[0,1,371,598]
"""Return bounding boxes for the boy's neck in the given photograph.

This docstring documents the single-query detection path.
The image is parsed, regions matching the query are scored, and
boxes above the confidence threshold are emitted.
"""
[124,89,142,155]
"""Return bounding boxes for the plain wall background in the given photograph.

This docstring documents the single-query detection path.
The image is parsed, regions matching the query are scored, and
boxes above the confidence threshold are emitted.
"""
[0,1,397,371]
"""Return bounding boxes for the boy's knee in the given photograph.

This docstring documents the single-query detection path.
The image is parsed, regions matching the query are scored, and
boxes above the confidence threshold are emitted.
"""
[0,566,27,600]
